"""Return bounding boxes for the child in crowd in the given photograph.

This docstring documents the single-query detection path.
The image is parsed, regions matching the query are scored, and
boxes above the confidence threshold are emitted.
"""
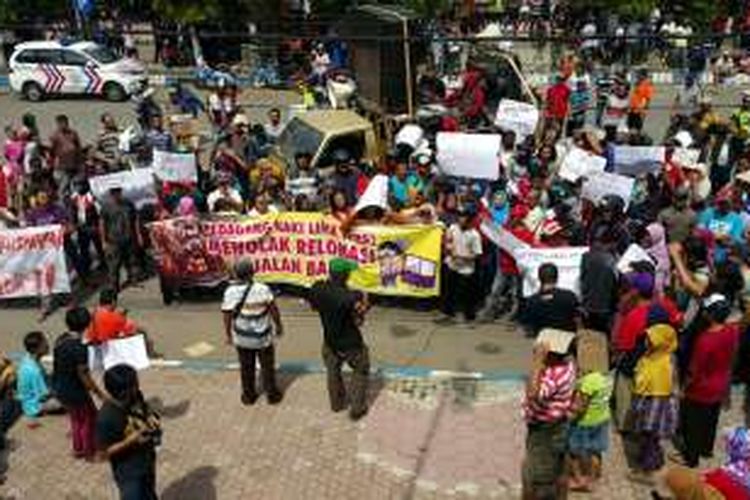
[522,328,577,499]
[16,331,63,427]
[567,332,612,492]
[622,307,679,485]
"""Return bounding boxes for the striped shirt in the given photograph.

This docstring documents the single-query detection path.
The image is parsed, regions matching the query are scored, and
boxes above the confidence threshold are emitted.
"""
[523,360,576,424]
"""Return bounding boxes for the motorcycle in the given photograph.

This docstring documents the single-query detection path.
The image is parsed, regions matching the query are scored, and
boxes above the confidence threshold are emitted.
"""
[131,83,162,130]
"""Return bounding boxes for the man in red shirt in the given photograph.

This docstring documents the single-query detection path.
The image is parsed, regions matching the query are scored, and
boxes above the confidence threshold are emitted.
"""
[674,294,740,468]
[545,76,571,129]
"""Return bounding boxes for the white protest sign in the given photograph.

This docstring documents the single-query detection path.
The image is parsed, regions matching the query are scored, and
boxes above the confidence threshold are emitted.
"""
[89,168,157,209]
[436,132,500,180]
[88,334,150,372]
[557,147,607,182]
[0,225,70,298]
[617,243,655,274]
[581,171,635,208]
[516,247,588,297]
[355,174,389,213]
[153,150,197,183]
[672,147,700,168]
[494,99,539,140]
[480,219,530,258]
[613,146,665,176]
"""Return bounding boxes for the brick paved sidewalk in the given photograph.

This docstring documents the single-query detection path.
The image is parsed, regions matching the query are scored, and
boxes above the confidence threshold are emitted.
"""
[0,368,745,500]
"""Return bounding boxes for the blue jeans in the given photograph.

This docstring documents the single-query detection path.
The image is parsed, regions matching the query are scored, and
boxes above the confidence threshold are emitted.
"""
[116,470,157,500]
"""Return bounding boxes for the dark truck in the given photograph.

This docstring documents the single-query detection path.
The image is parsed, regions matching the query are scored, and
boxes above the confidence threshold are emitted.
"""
[338,5,538,118]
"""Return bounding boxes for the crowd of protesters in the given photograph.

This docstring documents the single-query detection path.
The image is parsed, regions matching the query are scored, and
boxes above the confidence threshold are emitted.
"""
[8,14,750,497]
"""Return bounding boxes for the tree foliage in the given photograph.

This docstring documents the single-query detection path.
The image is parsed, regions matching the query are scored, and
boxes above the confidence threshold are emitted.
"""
[151,0,222,24]
[568,0,658,20]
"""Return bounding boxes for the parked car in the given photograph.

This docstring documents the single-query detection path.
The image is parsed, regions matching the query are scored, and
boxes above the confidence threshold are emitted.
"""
[9,40,147,101]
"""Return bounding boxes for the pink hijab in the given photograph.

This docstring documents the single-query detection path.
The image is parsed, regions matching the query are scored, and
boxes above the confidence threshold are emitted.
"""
[177,196,197,217]
[646,223,670,295]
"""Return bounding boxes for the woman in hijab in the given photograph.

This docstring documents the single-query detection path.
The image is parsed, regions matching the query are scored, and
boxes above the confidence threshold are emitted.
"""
[663,427,750,499]
[623,307,679,485]
[644,223,671,296]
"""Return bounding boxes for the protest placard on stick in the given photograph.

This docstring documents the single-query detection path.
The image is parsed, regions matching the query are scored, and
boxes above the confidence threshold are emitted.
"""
[494,99,539,140]
[581,171,635,208]
[558,147,607,182]
[153,150,197,183]
[89,168,157,208]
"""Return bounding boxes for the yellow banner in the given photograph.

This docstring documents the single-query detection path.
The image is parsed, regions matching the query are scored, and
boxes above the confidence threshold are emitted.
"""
[149,213,443,297]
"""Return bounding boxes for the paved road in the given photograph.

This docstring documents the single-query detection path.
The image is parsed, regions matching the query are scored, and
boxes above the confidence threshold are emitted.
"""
[0,81,749,374]
[0,276,534,375]
[4,367,744,500]
[1,79,748,146]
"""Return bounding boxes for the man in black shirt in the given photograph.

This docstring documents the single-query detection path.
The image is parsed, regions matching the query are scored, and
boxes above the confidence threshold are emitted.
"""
[97,364,159,500]
[308,258,370,420]
[520,263,580,337]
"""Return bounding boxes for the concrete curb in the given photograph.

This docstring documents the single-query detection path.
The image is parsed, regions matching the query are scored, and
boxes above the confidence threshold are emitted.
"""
[17,351,526,381]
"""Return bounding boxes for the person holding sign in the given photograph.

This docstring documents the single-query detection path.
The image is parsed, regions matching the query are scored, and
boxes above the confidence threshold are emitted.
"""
[519,263,580,337]
[521,330,577,500]
[221,260,284,406]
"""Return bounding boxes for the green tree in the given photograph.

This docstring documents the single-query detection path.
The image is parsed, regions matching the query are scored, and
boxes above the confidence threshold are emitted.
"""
[151,0,224,63]
[568,0,658,19]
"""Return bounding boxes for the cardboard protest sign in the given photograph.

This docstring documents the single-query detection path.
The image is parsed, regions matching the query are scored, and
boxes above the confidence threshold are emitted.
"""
[613,146,665,176]
[494,99,539,139]
[0,225,70,298]
[516,247,588,297]
[149,213,444,297]
[577,330,610,373]
[153,150,197,183]
[88,334,150,372]
[89,168,157,209]
[479,219,531,258]
[558,147,607,182]
[617,243,655,274]
[436,132,501,180]
[581,171,635,208]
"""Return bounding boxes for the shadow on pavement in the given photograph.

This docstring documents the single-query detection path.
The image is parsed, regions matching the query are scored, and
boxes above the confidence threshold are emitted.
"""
[277,371,303,396]
[146,397,191,420]
[161,465,219,500]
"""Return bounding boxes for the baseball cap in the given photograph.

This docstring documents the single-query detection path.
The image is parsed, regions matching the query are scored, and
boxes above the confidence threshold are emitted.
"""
[703,293,728,309]
[329,258,359,274]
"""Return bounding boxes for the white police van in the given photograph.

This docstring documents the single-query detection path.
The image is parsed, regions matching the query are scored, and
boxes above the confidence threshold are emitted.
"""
[9,40,147,102]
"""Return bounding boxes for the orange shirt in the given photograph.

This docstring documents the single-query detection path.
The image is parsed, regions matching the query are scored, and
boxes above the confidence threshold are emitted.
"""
[87,307,137,344]
[630,80,654,114]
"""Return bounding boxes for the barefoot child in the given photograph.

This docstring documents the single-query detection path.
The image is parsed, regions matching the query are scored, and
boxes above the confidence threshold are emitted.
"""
[568,331,613,492]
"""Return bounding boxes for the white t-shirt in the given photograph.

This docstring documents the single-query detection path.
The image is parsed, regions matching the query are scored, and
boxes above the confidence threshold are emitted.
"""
[221,281,275,349]
[208,188,243,212]
[445,224,483,275]
[264,122,285,141]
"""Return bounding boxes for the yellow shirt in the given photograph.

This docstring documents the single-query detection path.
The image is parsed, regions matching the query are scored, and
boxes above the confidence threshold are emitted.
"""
[634,324,677,397]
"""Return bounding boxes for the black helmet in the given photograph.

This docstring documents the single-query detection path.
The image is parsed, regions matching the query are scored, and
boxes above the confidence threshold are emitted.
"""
[332,149,351,165]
